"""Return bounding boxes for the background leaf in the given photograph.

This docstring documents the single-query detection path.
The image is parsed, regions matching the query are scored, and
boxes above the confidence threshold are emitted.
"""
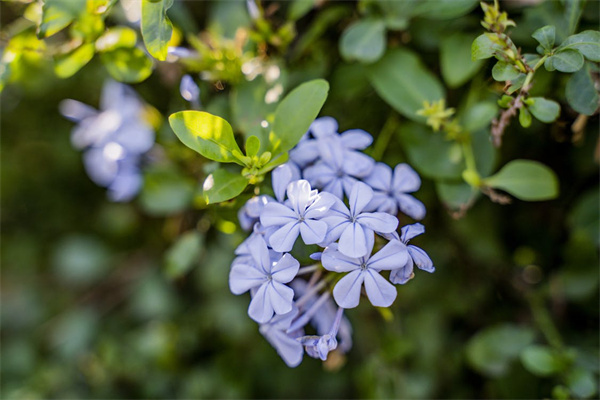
[566,64,599,115]
[100,47,153,83]
[339,18,386,64]
[164,231,204,280]
[440,33,484,88]
[484,160,559,201]
[54,44,95,78]
[202,168,248,204]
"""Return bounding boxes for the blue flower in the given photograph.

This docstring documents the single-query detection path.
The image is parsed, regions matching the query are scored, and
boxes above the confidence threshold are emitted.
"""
[271,162,301,203]
[322,234,409,308]
[364,162,426,220]
[60,80,154,202]
[259,307,304,367]
[389,223,435,285]
[260,180,336,252]
[321,181,398,257]
[180,74,201,108]
[298,307,345,361]
[238,195,274,231]
[229,236,300,323]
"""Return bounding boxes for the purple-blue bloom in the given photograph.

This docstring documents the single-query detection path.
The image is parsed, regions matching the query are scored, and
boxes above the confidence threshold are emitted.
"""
[389,223,435,285]
[259,307,304,367]
[238,195,274,231]
[260,180,335,252]
[321,181,398,257]
[298,306,345,361]
[322,234,408,308]
[364,162,426,220]
[229,236,300,323]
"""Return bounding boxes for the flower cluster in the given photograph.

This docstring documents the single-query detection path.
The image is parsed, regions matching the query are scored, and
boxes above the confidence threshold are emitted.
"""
[230,117,435,367]
[60,80,155,202]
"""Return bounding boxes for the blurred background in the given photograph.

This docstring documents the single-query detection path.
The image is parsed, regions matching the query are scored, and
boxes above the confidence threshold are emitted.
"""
[1,0,598,398]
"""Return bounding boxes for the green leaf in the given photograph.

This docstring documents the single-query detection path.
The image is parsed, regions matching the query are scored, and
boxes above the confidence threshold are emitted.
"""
[527,97,560,123]
[558,30,600,62]
[169,111,244,164]
[100,47,153,83]
[566,64,599,115]
[397,122,463,180]
[202,168,248,204]
[288,0,317,21]
[466,324,535,378]
[519,107,532,128]
[440,33,484,88]
[520,345,565,377]
[339,18,386,64]
[54,43,95,78]
[461,101,497,133]
[547,49,584,73]
[164,231,203,280]
[471,34,503,60]
[566,368,598,398]
[412,0,478,19]
[270,79,329,155]
[140,167,195,216]
[435,180,477,211]
[95,27,138,52]
[532,25,555,51]
[38,0,86,38]
[245,136,260,157]
[367,47,445,122]
[492,61,522,82]
[484,160,559,201]
[141,0,173,61]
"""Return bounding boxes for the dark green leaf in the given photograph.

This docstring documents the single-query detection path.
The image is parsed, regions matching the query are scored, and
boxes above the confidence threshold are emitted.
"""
[520,345,565,376]
[141,0,174,61]
[532,25,555,51]
[547,49,584,73]
[461,102,497,133]
[202,168,248,204]
[95,27,138,52]
[558,30,600,62]
[339,19,386,64]
[568,189,600,245]
[270,79,329,155]
[435,180,477,210]
[54,43,95,78]
[484,160,559,201]
[412,0,478,19]
[440,33,484,88]
[164,231,203,280]
[527,97,560,123]
[169,111,244,164]
[566,64,599,115]
[397,122,462,179]
[466,324,535,377]
[472,34,503,60]
[367,47,445,122]
[100,47,153,83]
[492,61,522,82]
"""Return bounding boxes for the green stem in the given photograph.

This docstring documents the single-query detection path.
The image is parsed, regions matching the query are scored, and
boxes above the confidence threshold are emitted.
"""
[460,136,482,187]
[527,291,564,350]
[371,114,399,161]
[523,55,548,90]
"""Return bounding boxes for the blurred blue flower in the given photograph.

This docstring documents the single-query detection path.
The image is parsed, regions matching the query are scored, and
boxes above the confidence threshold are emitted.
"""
[179,74,201,109]
[364,162,426,220]
[60,80,155,202]
[389,223,435,285]
[259,307,304,367]
[260,180,335,252]
[238,195,273,231]
[322,234,408,308]
[321,181,398,257]
[229,236,299,323]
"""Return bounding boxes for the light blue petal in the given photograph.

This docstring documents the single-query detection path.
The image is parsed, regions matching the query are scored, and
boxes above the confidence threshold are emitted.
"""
[229,263,265,295]
[342,150,375,178]
[260,202,298,227]
[395,193,426,220]
[332,269,364,309]
[286,180,315,214]
[357,212,399,233]
[268,281,295,315]
[303,161,336,191]
[323,178,344,199]
[310,116,338,138]
[300,219,328,245]
[349,181,374,216]
[365,193,397,214]
[246,195,273,218]
[367,239,409,271]
[408,245,435,272]
[272,163,300,202]
[289,139,320,167]
[322,244,361,272]
[248,235,271,273]
[248,283,274,323]
[364,162,393,192]
[268,221,301,252]
[363,269,397,307]
[389,257,414,284]
[304,192,336,219]
[340,129,373,150]
[400,223,425,242]
[271,253,300,283]
[392,163,421,192]
[338,222,368,258]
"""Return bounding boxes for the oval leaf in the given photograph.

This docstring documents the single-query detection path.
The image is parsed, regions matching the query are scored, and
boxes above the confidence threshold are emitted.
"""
[164,231,203,280]
[270,79,329,155]
[441,33,484,88]
[169,111,244,164]
[100,47,153,83]
[520,345,564,377]
[471,33,503,60]
[547,49,584,73]
[484,160,559,201]
[492,61,522,82]
[141,0,173,61]
[95,27,138,53]
[202,168,248,204]
[532,25,555,51]
[566,64,599,115]
[367,47,445,122]
[527,97,560,123]
[558,30,600,62]
[339,18,386,63]
[54,43,95,78]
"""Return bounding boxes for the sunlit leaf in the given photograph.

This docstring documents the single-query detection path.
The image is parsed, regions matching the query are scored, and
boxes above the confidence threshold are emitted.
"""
[202,168,248,204]
[484,160,559,201]
[141,0,174,61]
[100,47,153,83]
